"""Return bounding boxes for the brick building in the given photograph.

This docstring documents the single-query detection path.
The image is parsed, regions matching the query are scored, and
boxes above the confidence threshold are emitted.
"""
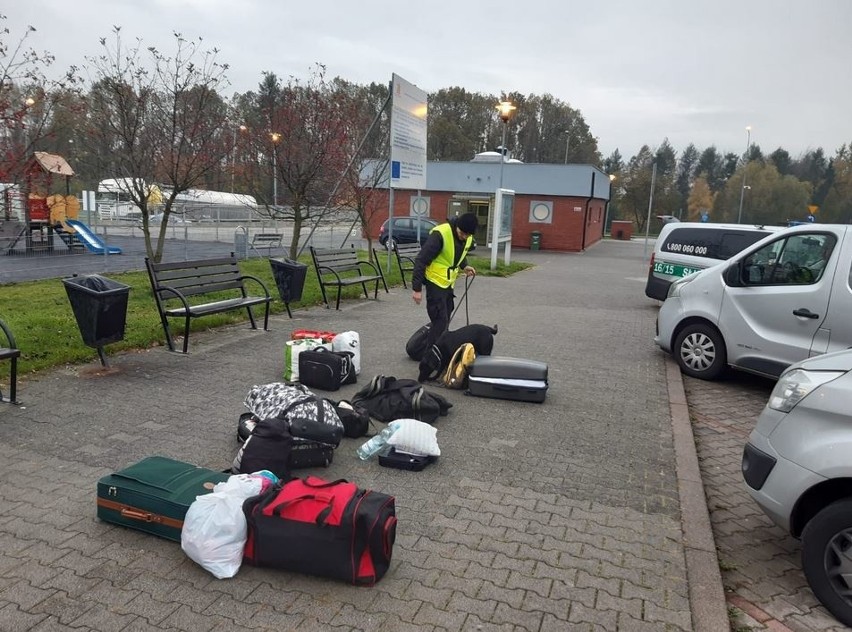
[365,155,613,252]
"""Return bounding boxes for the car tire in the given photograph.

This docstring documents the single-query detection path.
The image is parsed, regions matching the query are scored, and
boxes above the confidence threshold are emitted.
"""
[802,499,852,626]
[673,323,727,380]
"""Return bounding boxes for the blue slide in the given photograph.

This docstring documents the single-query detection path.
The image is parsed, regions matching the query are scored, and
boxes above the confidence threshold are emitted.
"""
[65,219,122,255]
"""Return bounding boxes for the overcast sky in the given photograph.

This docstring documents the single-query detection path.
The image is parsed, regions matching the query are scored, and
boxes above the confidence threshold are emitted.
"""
[5,0,851,161]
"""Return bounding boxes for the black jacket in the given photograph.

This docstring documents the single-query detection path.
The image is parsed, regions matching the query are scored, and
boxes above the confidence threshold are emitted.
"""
[411,217,470,292]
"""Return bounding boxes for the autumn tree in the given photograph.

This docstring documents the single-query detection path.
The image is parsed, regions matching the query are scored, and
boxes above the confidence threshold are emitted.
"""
[240,65,351,259]
[0,16,79,185]
[687,176,714,220]
[84,28,232,262]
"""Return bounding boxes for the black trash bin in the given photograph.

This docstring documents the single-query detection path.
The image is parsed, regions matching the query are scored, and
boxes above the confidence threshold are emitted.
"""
[63,274,130,367]
[269,258,308,318]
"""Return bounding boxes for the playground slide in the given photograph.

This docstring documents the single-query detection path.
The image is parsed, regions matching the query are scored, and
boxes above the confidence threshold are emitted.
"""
[65,219,122,255]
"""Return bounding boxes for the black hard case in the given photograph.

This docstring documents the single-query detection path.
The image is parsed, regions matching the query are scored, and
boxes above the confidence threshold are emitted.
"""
[466,356,548,403]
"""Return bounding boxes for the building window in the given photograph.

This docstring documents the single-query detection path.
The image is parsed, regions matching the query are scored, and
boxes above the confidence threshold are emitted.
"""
[529,201,553,224]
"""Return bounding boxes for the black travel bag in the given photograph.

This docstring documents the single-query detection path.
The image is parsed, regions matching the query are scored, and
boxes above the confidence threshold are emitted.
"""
[405,323,431,361]
[466,356,548,403]
[243,475,397,585]
[289,439,335,469]
[298,347,356,391]
[379,448,436,472]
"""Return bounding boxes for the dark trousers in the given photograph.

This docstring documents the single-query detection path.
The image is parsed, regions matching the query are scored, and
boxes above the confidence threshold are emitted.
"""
[424,280,455,350]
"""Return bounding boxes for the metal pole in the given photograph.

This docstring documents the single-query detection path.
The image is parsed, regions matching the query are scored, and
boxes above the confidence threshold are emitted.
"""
[564,134,569,164]
[643,161,658,260]
[499,123,507,190]
[736,126,751,223]
[272,149,278,208]
[230,127,237,193]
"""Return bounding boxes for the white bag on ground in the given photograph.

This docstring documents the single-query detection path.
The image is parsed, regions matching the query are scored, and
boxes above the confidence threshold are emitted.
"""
[181,475,264,579]
[332,331,361,374]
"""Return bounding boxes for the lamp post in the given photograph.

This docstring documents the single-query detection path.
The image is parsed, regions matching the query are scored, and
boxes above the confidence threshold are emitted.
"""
[495,100,516,192]
[564,131,570,164]
[736,125,752,223]
[231,124,247,193]
[643,160,658,259]
[270,132,281,207]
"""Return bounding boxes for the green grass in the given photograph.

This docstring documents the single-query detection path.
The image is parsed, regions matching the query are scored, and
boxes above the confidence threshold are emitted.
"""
[0,251,530,379]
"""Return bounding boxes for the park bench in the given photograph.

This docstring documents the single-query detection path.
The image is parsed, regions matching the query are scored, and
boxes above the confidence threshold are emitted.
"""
[388,242,421,289]
[145,253,272,353]
[0,318,20,404]
[310,245,388,310]
[250,232,283,257]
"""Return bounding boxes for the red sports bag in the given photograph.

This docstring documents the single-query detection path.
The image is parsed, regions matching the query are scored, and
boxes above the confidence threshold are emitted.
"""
[243,476,396,585]
[291,329,337,344]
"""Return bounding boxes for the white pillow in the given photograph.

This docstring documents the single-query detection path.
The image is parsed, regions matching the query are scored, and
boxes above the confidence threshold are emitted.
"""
[387,418,440,457]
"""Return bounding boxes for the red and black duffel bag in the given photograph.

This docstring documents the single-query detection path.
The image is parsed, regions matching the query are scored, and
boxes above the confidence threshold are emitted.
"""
[243,475,396,585]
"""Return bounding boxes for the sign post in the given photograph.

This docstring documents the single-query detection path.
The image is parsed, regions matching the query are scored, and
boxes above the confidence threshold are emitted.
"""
[490,188,515,270]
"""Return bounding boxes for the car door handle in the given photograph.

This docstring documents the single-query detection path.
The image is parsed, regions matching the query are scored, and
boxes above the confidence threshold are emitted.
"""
[793,308,820,319]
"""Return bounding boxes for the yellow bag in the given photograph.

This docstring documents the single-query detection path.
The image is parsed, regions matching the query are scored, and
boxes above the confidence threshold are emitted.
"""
[441,343,476,389]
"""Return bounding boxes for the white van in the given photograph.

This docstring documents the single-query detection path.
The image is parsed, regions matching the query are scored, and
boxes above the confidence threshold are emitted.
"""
[655,224,851,380]
[645,222,784,300]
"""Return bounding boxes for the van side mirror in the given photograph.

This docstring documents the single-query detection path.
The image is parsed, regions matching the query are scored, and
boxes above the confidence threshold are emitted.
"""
[724,263,743,287]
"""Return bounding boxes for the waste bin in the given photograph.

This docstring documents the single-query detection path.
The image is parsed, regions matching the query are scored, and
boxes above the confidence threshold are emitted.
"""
[530,231,542,251]
[62,274,130,367]
[234,230,248,259]
[269,258,308,318]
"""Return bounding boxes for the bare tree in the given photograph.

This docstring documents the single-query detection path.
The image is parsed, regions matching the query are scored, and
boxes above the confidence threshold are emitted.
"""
[85,28,232,261]
[241,65,350,259]
[0,15,79,184]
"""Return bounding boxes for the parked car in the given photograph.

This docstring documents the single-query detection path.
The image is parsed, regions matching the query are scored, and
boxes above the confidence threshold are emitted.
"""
[655,224,850,380]
[646,222,784,301]
[378,217,438,248]
[147,212,191,224]
[743,348,852,626]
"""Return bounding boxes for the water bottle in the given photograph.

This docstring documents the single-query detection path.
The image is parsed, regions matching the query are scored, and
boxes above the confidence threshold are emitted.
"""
[356,422,399,460]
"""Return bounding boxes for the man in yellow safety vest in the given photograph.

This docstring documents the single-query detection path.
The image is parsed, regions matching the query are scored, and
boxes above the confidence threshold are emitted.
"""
[411,212,478,350]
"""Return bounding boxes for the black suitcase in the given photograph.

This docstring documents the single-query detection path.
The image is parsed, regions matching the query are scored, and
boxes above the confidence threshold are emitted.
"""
[290,438,334,469]
[298,348,356,391]
[466,356,548,403]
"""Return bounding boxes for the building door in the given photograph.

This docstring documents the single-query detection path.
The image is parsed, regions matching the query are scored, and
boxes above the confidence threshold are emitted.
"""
[469,201,490,247]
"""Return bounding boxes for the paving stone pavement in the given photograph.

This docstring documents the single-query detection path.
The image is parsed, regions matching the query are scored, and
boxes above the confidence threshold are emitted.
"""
[0,238,733,631]
[684,370,852,631]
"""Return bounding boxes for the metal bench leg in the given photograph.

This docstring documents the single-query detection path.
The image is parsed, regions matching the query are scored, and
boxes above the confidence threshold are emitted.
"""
[182,316,191,354]
[1,355,18,404]
[335,286,342,310]
[245,305,258,330]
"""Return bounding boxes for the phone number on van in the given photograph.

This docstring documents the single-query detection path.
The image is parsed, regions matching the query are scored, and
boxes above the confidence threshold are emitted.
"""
[653,262,701,277]
[664,243,708,255]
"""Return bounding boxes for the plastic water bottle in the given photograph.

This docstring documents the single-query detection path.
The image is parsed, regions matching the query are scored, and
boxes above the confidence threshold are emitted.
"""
[356,422,399,460]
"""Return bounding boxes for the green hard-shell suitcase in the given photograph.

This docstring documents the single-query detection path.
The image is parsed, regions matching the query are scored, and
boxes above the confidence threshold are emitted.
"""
[96,456,230,542]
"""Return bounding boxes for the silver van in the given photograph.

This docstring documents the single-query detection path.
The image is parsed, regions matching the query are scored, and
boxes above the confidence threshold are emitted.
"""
[645,222,783,301]
[655,224,850,380]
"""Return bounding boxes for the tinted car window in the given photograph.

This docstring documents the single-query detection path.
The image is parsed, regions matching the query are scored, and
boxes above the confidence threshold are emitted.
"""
[662,227,770,261]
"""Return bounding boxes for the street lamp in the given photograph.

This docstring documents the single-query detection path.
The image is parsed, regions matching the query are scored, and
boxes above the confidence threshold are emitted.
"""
[270,131,281,207]
[564,130,570,164]
[231,124,247,193]
[495,100,516,192]
[736,125,752,223]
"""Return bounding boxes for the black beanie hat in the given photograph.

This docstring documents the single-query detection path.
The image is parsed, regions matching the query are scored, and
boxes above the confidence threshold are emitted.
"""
[456,212,478,235]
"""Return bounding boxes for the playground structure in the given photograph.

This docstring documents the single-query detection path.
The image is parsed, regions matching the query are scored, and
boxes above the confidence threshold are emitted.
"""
[1,152,121,255]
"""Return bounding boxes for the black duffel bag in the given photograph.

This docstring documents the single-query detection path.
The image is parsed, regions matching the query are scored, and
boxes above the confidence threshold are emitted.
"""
[298,347,356,391]
[243,475,397,585]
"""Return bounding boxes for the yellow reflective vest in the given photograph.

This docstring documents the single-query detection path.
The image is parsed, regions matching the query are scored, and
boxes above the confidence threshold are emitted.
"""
[424,223,474,289]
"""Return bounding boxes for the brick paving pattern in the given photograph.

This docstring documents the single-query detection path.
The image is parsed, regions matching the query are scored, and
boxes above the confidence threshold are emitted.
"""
[685,373,851,631]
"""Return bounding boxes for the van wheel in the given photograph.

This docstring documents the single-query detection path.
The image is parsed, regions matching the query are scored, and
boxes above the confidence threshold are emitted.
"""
[802,499,852,627]
[673,324,727,380]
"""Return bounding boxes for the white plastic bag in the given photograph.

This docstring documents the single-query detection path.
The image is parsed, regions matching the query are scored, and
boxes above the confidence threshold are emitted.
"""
[332,331,361,374]
[181,475,264,579]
